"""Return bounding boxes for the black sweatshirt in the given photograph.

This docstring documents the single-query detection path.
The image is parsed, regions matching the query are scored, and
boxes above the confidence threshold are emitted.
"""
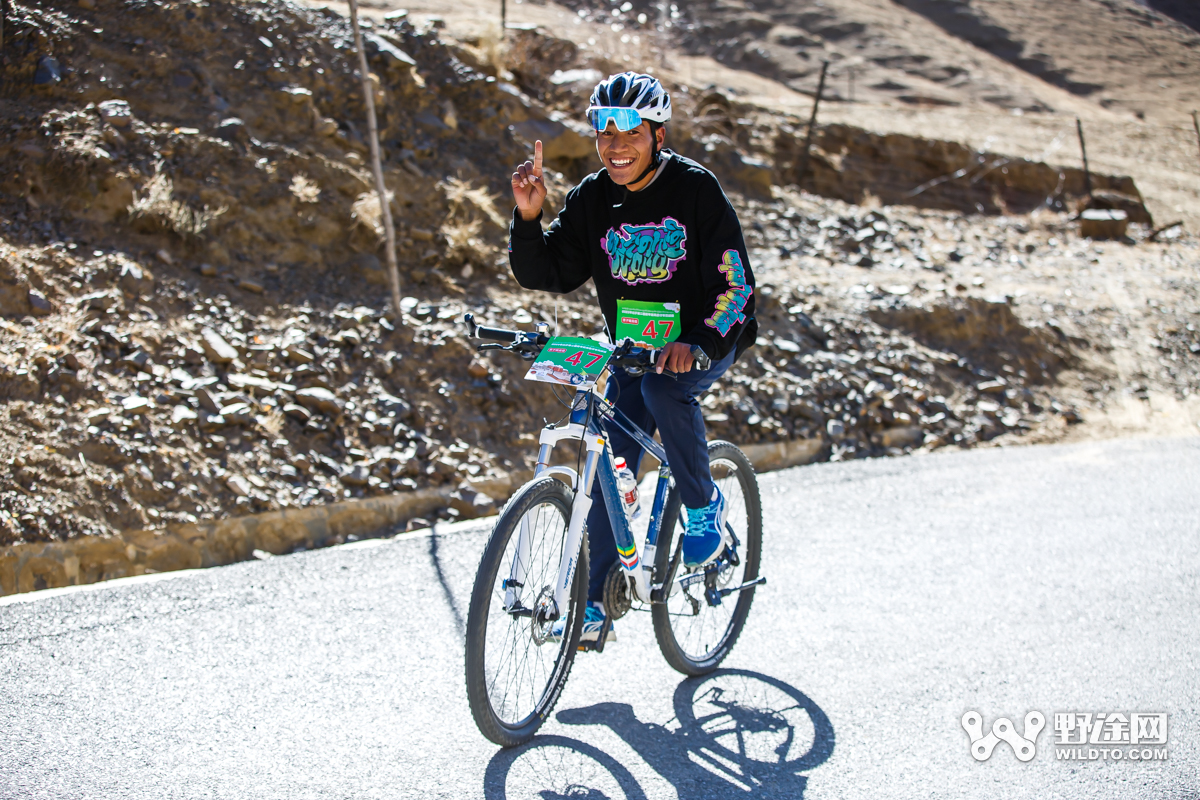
[508,152,757,362]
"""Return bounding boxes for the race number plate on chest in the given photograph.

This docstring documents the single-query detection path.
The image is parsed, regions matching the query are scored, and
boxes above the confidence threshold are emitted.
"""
[614,300,681,349]
[524,337,615,387]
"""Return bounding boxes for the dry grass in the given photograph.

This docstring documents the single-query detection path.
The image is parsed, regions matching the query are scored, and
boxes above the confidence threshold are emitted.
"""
[56,304,91,347]
[127,164,226,239]
[260,408,286,436]
[442,217,486,264]
[350,189,394,239]
[442,176,505,227]
[440,176,503,268]
[289,173,321,203]
[476,23,508,73]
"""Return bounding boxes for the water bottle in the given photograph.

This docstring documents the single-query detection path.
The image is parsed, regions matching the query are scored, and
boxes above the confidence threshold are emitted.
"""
[614,457,641,521]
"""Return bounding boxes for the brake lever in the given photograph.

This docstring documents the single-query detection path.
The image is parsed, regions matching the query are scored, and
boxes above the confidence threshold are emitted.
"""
[477,343,506,352]
[463,313,480,338]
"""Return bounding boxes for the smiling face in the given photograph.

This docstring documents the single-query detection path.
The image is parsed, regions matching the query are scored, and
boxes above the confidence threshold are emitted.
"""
[596,120,667,190]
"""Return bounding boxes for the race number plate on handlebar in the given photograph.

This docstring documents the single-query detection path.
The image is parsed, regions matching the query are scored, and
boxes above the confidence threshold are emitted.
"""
[524,336,615,387]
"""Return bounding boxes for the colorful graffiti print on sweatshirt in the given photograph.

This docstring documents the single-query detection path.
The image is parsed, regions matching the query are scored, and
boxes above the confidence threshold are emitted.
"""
[601,217,688,285]
[705,249,752,336]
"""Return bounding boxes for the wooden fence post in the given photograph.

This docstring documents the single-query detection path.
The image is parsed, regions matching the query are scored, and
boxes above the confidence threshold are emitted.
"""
[1192,111,1199,165]
[1075,117,1092,199]
[797,61,829,189]
[347,0,403,317]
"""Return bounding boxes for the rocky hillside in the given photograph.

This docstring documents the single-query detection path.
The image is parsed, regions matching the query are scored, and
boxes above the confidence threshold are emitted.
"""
[549,0,1200,121]
[0,0,1197,550]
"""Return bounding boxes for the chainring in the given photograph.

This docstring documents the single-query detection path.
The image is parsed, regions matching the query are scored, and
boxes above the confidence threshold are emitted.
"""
[603,562,633,620]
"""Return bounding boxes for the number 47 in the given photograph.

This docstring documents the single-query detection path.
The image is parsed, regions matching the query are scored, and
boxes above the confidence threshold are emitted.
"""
[642,320,672,340]
[565,351,604,368]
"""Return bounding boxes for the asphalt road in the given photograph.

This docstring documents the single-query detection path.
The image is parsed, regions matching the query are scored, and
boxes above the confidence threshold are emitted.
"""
[2,436,1198,800]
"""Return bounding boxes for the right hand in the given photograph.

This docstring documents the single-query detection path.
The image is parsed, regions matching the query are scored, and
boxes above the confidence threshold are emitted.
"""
[512,140,547,222]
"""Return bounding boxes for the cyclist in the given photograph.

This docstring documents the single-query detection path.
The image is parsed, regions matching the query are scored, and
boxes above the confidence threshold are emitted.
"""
[508,72,757,645]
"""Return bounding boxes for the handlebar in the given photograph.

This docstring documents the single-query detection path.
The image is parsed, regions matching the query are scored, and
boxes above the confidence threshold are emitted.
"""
[610,342,657,374]
[463,313,549,346]
[462,313,711,373]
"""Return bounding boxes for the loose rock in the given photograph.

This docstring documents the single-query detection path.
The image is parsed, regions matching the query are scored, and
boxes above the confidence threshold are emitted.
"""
[200,328,239,364]
[340,463,370,486]
[295,387,343,414]
[27,291,53,316]
[97,99,132,127]
[282,403,311,423]
[121,396,151,415]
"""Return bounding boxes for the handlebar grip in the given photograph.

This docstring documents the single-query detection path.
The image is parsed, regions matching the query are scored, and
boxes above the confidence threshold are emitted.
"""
[476,326,520,343]
[463,313,519,343]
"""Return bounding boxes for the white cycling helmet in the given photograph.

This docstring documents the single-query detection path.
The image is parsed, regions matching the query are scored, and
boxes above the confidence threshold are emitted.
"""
[587,72,672,131]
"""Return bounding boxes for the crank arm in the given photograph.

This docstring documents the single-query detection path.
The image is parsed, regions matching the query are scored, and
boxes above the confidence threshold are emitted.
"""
[651,565,721,604]
[716,575,766,598]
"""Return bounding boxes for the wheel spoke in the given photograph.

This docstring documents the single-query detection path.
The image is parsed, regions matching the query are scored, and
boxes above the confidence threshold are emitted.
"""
[655,447,761,672]
[474,484,580,732]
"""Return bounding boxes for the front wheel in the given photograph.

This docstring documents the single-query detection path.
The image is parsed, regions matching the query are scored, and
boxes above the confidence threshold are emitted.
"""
[652,441,762,676]
[465,476,588,746]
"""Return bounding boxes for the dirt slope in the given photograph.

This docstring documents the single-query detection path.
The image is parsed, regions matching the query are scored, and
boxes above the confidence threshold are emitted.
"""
[893,0,1200,122]
[0,0,1197,555]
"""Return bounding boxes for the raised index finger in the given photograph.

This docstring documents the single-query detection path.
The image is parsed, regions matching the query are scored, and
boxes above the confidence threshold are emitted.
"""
[533,140,543,175]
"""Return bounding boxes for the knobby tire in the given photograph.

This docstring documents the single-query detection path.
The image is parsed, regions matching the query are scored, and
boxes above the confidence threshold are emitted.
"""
[652,441,763,676]
[465,476,587,747]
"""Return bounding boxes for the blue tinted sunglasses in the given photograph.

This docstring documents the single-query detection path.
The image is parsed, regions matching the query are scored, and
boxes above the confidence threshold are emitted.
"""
[587,106,644,132]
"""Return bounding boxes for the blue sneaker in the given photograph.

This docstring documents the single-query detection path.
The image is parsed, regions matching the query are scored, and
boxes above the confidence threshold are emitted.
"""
[682,487,730,568]
[546,602,616,645]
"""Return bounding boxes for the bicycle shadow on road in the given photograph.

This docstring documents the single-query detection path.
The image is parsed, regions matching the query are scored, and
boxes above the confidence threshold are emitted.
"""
[483,669,834,799]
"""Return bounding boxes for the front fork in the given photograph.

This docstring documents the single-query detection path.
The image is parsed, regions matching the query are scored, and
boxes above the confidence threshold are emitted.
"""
[504,430,603,617]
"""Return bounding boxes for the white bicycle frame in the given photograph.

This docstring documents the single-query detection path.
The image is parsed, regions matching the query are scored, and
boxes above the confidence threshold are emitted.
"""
[503,386,676,620]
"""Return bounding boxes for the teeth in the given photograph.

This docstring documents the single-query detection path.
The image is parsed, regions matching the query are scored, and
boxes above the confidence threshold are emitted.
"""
[612,158,633,166]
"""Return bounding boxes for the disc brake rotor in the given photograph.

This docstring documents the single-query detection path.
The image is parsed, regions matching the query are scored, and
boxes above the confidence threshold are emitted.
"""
[530,586,558,646]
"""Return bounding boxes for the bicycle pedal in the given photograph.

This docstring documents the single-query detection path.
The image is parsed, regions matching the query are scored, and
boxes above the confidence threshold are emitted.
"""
[576,621,616,652]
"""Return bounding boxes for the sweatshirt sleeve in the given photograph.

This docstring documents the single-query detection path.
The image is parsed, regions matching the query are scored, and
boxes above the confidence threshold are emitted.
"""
[508,185,592,295]
[676,179,756,360]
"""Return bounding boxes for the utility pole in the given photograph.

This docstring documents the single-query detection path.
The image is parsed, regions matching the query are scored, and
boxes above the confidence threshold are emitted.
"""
[1192,111,1199,165]
[797,61,829,189]
[347,0,402,317]
[1,0,8,69]
[1075,117,1092,199]
[501,0,507,38]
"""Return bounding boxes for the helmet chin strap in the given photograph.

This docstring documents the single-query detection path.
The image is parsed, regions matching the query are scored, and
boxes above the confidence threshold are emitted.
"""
[612,123,662,208]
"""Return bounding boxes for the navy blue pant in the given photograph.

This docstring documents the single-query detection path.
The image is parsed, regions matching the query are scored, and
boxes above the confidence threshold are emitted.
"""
[587,348,736,602]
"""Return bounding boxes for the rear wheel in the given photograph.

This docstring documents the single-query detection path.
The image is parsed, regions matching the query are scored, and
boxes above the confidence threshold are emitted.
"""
[652,441,762,676]
[465,476,587,746]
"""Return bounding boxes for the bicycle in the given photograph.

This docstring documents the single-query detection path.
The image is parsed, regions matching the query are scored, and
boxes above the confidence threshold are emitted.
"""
[462,313,765,747]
